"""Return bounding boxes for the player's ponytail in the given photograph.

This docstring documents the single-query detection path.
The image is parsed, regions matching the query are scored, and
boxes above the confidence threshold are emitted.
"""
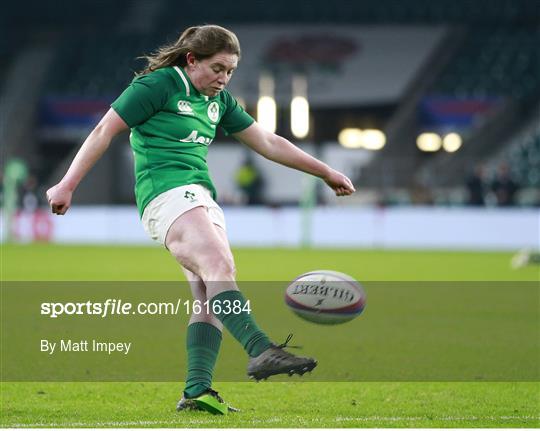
[138,25,240,75]
[178,26,200,45]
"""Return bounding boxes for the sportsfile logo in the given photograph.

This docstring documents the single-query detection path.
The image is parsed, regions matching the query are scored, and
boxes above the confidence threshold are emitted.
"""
[39,298,249,318]
[177,100,194,116]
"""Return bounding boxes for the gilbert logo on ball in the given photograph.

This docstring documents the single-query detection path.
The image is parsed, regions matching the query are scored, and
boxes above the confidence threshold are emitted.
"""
[285,270,366,324]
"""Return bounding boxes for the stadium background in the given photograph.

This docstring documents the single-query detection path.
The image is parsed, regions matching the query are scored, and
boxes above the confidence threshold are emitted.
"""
[2,0,539,248]
[1,0,539,428]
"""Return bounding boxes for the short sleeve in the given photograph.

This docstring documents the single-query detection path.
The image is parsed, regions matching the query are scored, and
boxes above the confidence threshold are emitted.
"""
[219,90,255,135]
[111,70,172,128]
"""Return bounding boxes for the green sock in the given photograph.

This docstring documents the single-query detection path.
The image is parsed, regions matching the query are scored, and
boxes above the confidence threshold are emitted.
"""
[211,290,272,357]
[183,322,222,399]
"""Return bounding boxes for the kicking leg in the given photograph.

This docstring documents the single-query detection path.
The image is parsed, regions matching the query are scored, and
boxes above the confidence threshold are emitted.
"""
[167,207,316,382]
[167,207,271,357]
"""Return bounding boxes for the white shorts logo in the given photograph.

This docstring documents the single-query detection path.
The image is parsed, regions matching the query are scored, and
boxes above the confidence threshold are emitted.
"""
[177,100,194,116]
[207,102,219,123]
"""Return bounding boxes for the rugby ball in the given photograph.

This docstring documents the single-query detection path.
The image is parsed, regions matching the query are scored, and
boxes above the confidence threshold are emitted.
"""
[285,270,366,325]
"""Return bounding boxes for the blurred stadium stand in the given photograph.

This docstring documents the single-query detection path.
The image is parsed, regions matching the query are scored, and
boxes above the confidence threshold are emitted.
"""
[1,0,539,208]
[489,105,540,188]
[433,28,539,102]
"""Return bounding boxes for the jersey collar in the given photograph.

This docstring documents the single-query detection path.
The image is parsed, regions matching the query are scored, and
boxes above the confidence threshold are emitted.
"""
[173,66,214,101]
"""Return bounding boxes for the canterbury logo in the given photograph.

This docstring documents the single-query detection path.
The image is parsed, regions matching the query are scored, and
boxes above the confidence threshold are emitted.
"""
[177,100,194,115]
[179,130,213,146]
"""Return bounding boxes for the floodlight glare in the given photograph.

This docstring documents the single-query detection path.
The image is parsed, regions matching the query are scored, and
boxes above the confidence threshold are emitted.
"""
[338,128,363,148]
[361,129,386,150]
[257,96,276,133]
[417,132,442,152]
[443,133,462,152]
[291,96,309,139]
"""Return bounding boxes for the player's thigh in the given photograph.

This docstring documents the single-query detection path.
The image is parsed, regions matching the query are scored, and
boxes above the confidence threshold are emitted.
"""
[213,223,234,261]
[165,206,235,278]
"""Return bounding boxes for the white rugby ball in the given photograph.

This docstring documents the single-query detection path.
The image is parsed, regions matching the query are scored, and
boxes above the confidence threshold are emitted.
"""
[285,270,366,325]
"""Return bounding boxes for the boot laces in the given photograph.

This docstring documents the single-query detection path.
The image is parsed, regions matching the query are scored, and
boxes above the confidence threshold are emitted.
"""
[275,333,302,350]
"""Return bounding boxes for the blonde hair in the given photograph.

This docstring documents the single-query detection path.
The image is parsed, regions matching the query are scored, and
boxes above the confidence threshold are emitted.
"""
[138,25,241,75]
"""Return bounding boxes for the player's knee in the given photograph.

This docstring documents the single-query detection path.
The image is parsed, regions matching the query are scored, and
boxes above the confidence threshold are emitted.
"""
[167,238,235,281]
[203,253,236,281]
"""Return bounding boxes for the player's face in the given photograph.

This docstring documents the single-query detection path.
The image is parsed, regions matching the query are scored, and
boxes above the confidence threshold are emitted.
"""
[186,51,238,97]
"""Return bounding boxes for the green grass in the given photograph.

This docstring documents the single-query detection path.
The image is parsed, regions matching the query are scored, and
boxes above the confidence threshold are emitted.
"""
[2,382,538,428]
[1,244,539,428]
[2,244,539,281]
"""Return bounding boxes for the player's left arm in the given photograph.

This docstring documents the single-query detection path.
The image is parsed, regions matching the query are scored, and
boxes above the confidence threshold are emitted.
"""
[232,122,355,196]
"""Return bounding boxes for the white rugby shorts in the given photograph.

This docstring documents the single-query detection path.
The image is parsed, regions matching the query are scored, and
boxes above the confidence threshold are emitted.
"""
[141,184,226,245]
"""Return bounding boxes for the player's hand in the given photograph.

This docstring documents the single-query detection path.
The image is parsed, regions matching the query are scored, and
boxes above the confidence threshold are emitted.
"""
[46,183,73,215]
[323,169,356,196]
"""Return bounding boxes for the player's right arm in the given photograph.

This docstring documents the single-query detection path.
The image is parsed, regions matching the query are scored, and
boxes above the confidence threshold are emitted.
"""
[46,108,128,215]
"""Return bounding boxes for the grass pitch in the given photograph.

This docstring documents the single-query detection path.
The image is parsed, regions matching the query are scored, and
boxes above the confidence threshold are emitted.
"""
[1,244,539,428]
[3,244,539,281]
[2,382,538,428]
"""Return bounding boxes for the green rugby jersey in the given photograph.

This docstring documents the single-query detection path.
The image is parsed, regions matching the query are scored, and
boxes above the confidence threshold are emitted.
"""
[111,66,254,217]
